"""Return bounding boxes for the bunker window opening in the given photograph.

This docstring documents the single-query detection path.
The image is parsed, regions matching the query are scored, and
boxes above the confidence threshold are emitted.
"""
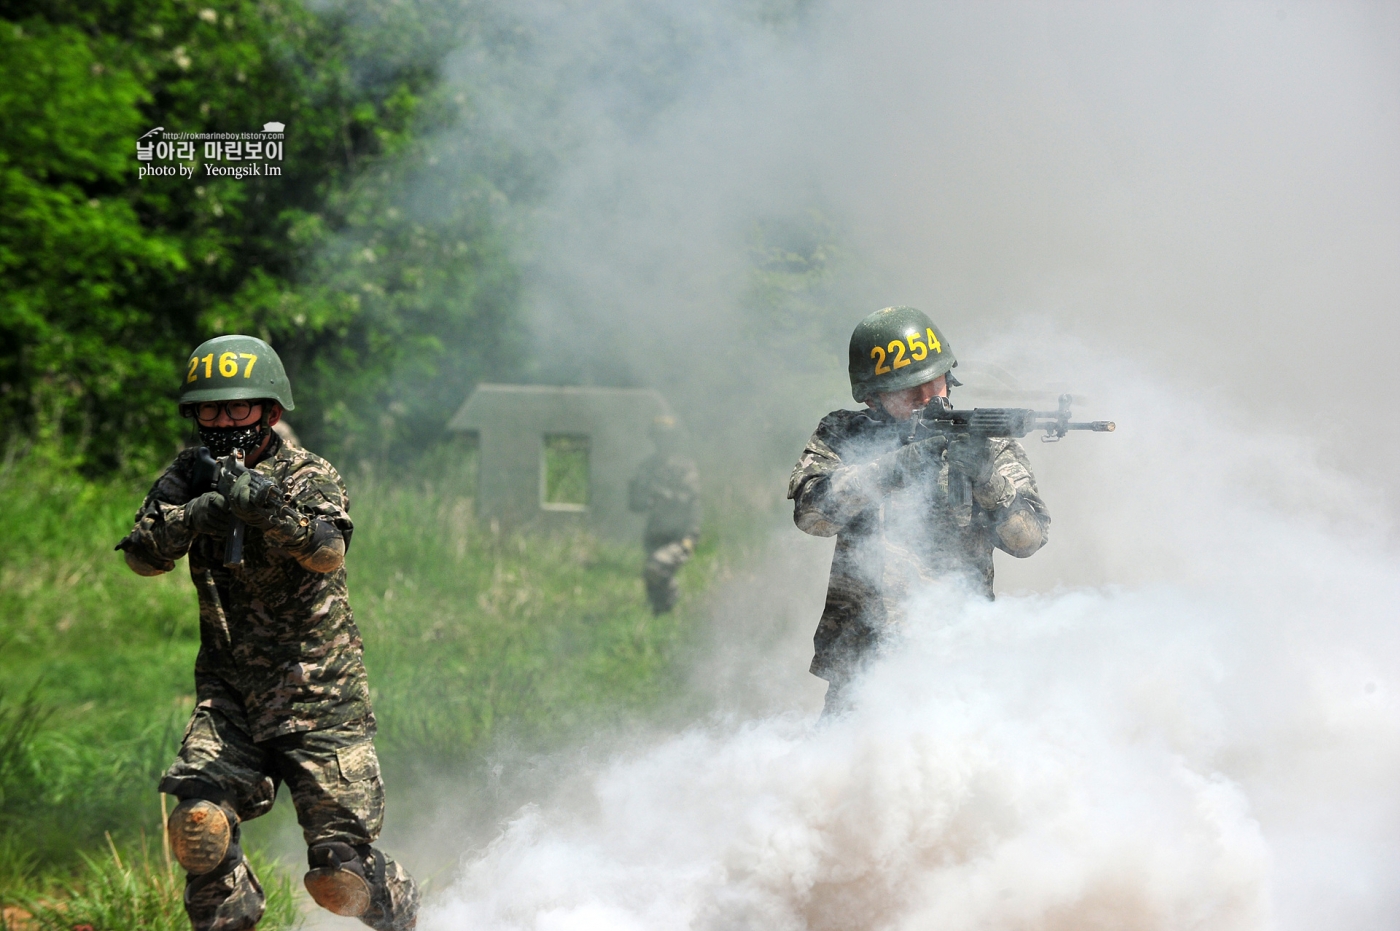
[542,434,590,510]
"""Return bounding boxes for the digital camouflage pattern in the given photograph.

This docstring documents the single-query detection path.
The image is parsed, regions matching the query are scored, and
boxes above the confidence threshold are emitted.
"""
[159,708,383,842]
[629,451,702,614]
[159,705,417,931]
[120,433,369,741]
[120,432,418,930]
[788,407,1050,687]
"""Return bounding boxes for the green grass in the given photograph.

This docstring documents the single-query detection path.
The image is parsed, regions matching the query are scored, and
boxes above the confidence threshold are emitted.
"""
[351,470,710,777]
[4,837,301,931]
[0,446,722,920]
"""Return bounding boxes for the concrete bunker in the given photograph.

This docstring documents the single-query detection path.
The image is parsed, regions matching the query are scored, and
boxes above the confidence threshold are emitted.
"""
[446,384,673,542]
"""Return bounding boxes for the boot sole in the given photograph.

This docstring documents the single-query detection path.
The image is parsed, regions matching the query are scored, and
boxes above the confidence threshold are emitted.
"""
[305,867,372,917]
[168,799,232,875]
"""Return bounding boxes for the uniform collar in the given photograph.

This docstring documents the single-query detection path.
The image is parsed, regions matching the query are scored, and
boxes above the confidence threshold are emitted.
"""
[250,430,286,468]
[854,405,897,426]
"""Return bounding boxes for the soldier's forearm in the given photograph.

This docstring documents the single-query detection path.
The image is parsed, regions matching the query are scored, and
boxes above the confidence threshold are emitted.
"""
[120,500,194,571]
[793,471,873,536]
[263,512,346,573]
[121,545,170,576]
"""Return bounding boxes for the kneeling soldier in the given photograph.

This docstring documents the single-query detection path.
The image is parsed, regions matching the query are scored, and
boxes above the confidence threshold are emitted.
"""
[117,336,418,931]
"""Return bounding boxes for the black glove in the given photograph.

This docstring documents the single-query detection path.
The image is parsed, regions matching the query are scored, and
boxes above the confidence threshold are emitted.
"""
[945,435,995,484]
[946,435,1012,508]
[874,435,949,492]
[226,470,287,527]
[185,491,233,536]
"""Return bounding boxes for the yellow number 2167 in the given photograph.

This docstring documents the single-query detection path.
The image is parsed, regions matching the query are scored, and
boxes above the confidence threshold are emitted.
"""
[186,352,258,383]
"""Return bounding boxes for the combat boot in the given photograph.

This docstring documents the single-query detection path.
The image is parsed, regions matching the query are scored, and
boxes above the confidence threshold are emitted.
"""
[183,848,265,931]
[359,847,421,931]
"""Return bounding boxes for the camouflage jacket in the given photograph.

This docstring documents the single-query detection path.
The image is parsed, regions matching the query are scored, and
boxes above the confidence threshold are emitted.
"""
[788,407,1050,682]
[118,434,372,741]
[628,453,702,543]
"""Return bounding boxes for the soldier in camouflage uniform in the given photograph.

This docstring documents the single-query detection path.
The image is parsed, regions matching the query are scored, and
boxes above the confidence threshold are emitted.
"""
[788,308,1050,715]
[116,336,418,931]
[628,415,702,614]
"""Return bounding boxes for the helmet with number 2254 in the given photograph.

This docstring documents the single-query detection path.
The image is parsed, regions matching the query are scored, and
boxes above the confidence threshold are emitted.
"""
[847,306,956,403]
[179,335,295,410]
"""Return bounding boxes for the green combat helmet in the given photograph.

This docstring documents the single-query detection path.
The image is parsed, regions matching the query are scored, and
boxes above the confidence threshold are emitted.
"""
[180,335,295,411]
[847,306,957,403]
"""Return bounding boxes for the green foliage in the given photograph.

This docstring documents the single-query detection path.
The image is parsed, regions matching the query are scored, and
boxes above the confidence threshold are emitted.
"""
[0,18,188,473]
[0,0,526,475]
[541,435,590,506]
[4,836,301,931]
[0,455,195,866]
[704,208,858,483]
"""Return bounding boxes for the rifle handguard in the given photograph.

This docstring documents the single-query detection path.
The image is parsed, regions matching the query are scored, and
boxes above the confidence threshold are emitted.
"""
[908,394,1116,443]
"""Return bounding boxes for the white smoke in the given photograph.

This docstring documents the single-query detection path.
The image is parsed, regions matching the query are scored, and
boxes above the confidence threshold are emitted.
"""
[405,2,1400,928]
[418,346,1400,929]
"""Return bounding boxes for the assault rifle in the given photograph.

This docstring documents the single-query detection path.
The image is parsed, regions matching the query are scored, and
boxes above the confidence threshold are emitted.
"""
[903,395,1114,508]
[905,394,1115,445]
[190,447,250,568]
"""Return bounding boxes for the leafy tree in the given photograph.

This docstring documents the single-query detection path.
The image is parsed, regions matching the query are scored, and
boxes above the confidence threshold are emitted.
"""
[0,0,525,474]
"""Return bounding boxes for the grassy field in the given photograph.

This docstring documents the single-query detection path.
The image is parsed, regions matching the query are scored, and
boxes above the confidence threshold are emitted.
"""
[0,447,726,923]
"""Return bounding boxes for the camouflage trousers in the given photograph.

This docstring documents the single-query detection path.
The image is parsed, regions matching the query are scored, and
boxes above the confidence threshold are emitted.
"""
[159,704,417,931]
[643,535,695,614]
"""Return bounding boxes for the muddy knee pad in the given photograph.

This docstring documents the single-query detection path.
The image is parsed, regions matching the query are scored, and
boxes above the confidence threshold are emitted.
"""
[305,843,419,931]
[182,836,265,931]
[306,842,374,917]
[169,797,240,875]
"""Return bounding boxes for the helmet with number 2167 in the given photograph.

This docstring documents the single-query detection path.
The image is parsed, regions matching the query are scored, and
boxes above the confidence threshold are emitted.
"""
[179,335,295,410]
[847,306,957,403]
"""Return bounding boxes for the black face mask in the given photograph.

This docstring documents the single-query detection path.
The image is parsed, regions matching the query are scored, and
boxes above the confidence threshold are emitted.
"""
[198,423,267,458]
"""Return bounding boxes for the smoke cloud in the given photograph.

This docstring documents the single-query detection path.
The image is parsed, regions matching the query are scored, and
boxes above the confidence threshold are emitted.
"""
[448,0,1400,500]
[416,343,1400,928]
[398,2,1400,928]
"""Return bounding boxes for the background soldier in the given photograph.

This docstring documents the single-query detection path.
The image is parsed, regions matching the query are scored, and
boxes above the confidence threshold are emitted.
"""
[787,307,1050,715]
[115,336,418,931]
[628,415,702,614]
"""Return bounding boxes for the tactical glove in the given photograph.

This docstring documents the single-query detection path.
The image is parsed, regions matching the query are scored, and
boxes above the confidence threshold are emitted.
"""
[185,492,233,536]
[813,436,949,522]
[946,435,1013,509]
[855,435,948,496]
[226,470,288,528]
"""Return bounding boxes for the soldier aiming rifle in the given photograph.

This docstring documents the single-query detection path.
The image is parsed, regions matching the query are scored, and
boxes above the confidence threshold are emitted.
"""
[116,335,418,931]
[788,306,1113,717]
